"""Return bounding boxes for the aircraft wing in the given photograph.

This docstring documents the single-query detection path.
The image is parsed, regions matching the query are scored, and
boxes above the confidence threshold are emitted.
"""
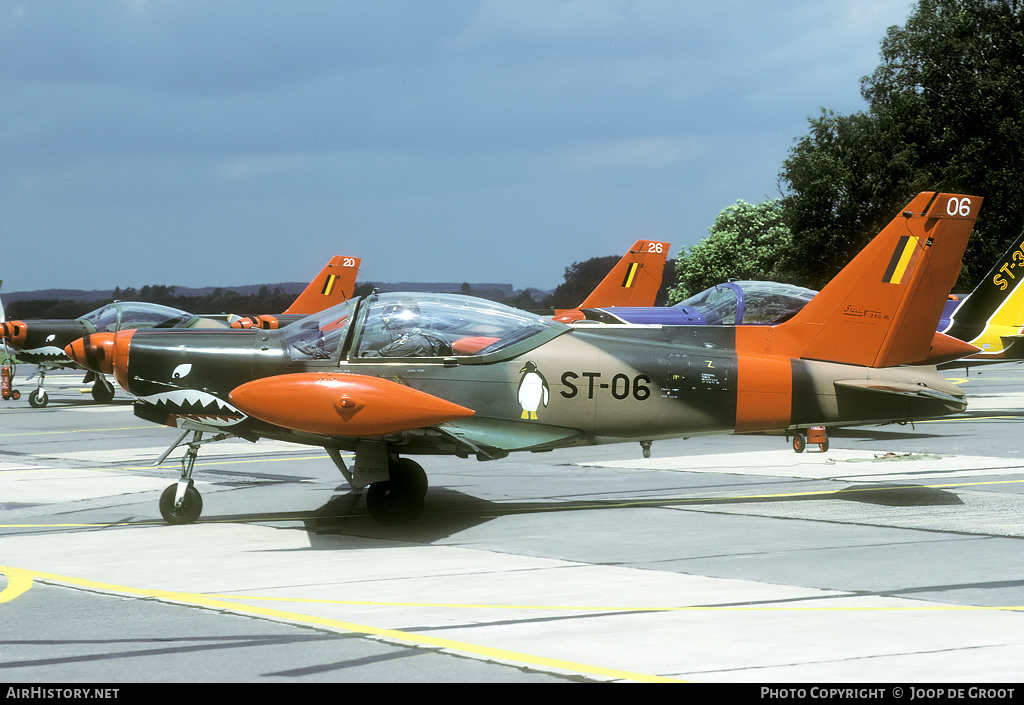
[436,418,586,458]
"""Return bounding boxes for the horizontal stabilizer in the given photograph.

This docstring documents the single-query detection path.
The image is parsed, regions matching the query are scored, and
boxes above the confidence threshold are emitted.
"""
[999,335,1024,359]
[834,379,964,406]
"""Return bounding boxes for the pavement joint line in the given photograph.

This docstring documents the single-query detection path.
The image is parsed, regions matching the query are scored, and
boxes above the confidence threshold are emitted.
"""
[2,565,1021,615]
[3,476,1024,530]
[0,565,682,683]
[6,479,1024,528]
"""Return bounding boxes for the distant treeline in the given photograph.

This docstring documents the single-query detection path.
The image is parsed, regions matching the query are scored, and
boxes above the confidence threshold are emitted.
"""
[5,257,678,321]
[4,282,552,320]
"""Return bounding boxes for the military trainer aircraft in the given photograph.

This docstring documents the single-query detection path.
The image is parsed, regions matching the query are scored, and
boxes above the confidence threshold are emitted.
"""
[66,192,981,526]
[1,255,359,406]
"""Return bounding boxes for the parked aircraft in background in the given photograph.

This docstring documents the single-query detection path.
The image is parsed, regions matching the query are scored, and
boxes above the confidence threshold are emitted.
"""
[938,228,1024,365]
[0,255,360,407]
[579,228,1024,369]
[66,192,981,526]
[551,240,670,322]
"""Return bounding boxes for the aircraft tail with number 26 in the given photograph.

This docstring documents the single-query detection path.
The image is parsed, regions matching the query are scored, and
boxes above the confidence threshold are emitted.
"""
[553,240,670,322]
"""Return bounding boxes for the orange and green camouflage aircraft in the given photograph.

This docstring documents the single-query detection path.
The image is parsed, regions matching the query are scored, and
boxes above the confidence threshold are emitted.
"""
[66,192,981,526]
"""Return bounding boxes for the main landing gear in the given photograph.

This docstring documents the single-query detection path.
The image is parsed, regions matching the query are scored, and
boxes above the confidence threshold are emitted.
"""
[153,431,428,526]
[327,446,428,526]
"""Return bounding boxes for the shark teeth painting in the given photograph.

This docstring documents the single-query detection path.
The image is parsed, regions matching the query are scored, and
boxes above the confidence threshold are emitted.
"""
[19,346,67,361]
[138,389,247,427]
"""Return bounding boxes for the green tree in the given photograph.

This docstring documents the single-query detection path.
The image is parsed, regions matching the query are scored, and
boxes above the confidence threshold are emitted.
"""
[668,199,792,302]
[547,255,621,310]
[777,110,927,287]
[780,0,1024,289]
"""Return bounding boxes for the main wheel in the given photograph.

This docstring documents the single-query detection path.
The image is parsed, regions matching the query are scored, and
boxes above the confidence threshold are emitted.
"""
[366,458,428,525]
[28,390,48,408]
[792,433,806,453]
[159,483,203,525]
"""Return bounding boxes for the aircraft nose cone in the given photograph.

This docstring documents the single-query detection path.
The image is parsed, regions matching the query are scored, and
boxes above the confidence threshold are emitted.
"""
[1,321,28,348]
[65,333,117,374]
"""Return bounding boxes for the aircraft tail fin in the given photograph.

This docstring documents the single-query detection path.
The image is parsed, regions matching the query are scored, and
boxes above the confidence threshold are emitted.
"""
[575,240,669,309]
[768,193,982,368]
[283,256,361,315]
[552,240,669,321]
[941,228,1024,355]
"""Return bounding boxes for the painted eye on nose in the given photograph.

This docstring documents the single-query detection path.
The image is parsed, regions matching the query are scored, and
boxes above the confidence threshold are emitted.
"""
[46,334,56,343]
[171,363,193,380]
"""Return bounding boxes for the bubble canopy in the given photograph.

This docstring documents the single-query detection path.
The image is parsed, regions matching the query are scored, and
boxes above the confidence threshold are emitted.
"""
[284,292,567,362]
[79,302,197,333]
[583,280,818,326]
[674,280,818,325]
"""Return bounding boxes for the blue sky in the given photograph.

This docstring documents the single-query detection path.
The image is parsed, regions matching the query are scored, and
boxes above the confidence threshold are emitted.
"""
[0,0,916,294]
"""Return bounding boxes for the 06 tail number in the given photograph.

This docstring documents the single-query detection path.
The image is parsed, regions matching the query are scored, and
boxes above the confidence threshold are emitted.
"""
[946,197,972,217]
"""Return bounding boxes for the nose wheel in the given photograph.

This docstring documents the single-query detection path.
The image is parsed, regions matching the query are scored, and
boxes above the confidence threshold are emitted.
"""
[159,481,203,524]
[91,376,116,403]
[156,430,212,525]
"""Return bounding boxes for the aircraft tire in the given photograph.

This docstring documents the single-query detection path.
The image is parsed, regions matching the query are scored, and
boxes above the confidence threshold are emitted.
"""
[91,379,115,403]
[159,483,203,525]
[28,390,48,408]
[366,458,427,525]
[792,433,806,453]
[819,438,829,453]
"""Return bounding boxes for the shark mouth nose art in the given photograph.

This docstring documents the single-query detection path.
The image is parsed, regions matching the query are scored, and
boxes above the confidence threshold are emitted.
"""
[138,389,247,427]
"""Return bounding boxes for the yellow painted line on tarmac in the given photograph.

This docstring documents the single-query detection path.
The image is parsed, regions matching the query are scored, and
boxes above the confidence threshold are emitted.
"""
[0,566,34,604]
[0,426,154,437]
[3,451,345,473]
[0,565,681,683]
[118,454,335,472]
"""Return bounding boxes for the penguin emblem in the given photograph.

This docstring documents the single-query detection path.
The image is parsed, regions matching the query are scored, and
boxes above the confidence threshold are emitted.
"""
[517,361,549,420]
